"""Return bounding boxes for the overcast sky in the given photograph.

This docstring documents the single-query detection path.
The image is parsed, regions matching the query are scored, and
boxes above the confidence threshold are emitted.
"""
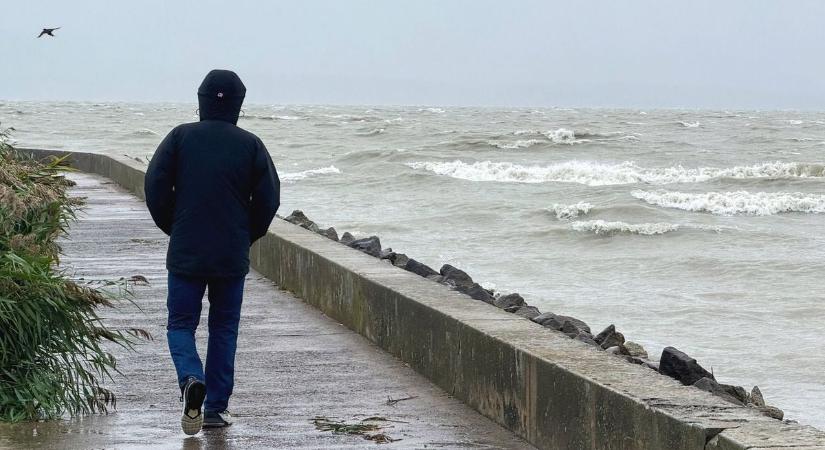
[2,1,825,109]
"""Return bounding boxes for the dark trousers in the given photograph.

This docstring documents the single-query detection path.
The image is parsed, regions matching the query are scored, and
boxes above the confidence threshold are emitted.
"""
[166,272,245,412]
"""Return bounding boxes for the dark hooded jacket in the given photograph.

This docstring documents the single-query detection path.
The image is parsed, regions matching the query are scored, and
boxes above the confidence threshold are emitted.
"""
[144,69,280,278]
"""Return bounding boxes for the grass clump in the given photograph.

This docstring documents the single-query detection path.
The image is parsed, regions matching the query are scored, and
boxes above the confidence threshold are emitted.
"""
[0,126,144,422]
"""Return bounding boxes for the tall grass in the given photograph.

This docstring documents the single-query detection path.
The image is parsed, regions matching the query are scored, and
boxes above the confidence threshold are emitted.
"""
[0,126,145,422]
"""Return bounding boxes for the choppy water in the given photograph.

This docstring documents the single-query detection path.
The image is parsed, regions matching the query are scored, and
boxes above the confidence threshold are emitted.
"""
[2,101,824,427]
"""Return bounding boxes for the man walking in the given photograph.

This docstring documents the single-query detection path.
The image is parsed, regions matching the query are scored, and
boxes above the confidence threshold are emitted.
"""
[144,69,280,435]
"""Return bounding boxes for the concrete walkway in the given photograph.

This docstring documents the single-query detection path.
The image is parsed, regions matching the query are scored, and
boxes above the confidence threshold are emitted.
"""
[0,173,533,449]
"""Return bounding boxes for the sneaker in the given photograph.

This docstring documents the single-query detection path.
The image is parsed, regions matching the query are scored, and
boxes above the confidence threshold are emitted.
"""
[203,410,233,428]
[180,377,206,435]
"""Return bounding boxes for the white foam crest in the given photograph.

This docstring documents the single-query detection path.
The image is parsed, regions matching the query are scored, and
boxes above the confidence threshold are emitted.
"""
[678,121,701,128]
[542,128,578,143]
[281,166,341,182]
[549,202,593,220]
[358,128,385,136]
[632,190,825,216]
[487,139,544,149]
[405,160,825,186]
[131,128,158,136]
[571,220,679,236]
[418,107,445,113]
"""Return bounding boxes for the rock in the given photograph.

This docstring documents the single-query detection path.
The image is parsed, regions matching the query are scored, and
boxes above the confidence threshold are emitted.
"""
[625,356,647,365]
[594,324,615,344]
[318,227,339,241]
[284,209,313,227]
[561,321,583,337]
[426,274,445,283]
[758,406,784,420]
[389,253,409,268]
[623,341,648,359]
[460,283,495,304]
[593,324,624,349]
[347,236,382,257]
[643,360,660,371]
[659,347,714,386]
[605,345,630,356]
[340,232,356,245]
[511,305,541,319]
[284,210,320,232]
[721,384,750,405]
[531,312,555,325]
[563,317,590,334]
[439,264,474,289]
[751,386,765,407]
[404,259,439,278]
[494,293,525,309]
[534,314,591,334]
[575,333,599,346]
[599,330,625,350]
[693,377,744,406]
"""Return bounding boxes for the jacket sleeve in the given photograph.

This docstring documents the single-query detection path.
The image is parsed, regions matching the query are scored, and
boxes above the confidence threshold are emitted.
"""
[144,129,177,235]
[249,140,280,243]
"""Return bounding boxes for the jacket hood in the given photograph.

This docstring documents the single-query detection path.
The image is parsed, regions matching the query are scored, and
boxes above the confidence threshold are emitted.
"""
[197,69,246,124]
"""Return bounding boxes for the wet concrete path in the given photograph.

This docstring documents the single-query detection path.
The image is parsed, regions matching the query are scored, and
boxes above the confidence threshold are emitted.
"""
[0,173,533,449]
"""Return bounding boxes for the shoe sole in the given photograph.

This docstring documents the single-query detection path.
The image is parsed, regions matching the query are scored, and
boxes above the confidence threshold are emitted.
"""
[181,380,206,435]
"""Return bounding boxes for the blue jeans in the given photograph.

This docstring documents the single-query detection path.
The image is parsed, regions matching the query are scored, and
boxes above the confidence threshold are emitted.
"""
[166,272,245,412]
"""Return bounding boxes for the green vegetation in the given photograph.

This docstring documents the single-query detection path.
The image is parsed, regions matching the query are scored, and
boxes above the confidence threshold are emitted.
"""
[0,126,144,422]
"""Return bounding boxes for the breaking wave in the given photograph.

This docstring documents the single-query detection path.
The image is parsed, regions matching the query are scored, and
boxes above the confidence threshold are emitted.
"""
[549,202,593,220]
[678,121,701,128]
[632,190,825,216]
[485,128,638,149]
[405,160,825,186]
[570,220,680,236]
[281,166,341,182]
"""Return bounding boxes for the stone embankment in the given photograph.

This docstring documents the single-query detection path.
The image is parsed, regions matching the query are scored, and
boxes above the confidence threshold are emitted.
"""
[284,209,787,422]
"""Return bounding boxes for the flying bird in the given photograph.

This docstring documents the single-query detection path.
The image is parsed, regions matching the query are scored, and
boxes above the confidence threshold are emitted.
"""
[38,27,60,38]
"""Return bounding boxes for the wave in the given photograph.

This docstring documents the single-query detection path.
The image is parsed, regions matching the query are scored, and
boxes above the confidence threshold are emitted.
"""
[281,166,341,182]
[488,128,619,149]
[678,121,700,128]
[570,220,679,236]
[632,190,825,216]
[549,202,593,220]
[357,128,385,136]
[130,128,158,136]
[244,114,303,121]
[487,139,545,149]
[405,160,825,185]
[512,128,589,143]
[418,107,445,113]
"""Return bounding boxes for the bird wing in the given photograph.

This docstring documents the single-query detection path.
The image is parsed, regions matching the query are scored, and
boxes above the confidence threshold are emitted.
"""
[37,30,46,37]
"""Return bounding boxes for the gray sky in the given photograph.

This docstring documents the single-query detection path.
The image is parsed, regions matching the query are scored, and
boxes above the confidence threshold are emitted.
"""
[2,0,825,108]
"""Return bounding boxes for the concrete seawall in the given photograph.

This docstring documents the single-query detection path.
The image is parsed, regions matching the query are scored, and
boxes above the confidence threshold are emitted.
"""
[18,148,825,450]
